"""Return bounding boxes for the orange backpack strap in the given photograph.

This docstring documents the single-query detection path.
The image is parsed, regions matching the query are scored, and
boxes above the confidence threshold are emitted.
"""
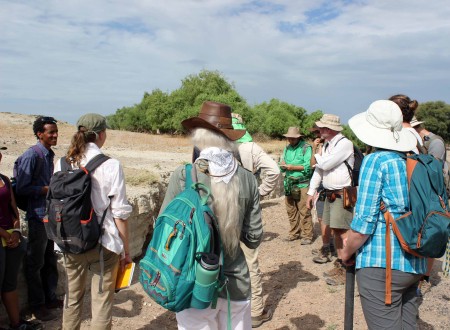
[383,207,393,305]
[382,156,419,305]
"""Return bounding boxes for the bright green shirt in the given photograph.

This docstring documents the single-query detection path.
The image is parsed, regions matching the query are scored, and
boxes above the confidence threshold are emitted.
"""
[280,140,312,188]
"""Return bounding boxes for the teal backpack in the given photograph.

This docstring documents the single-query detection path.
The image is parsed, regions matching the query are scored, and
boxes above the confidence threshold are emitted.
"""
[139,164,227,312]
[382,153,450,304]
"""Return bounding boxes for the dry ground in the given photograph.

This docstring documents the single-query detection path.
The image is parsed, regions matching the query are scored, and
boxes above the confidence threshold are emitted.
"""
[0,112,449,330]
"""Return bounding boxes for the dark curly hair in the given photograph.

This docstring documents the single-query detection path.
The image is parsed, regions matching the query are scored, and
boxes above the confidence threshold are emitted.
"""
[32,116,57,138]
[389,94,419,124]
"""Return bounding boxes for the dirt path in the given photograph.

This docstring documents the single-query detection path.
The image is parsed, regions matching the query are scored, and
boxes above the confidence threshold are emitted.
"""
[1,112,449,330]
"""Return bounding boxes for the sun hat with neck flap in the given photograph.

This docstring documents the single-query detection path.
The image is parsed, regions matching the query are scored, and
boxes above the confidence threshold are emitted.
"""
[182,101,246,141]
[76,113,110,134]
[348,100,417,152]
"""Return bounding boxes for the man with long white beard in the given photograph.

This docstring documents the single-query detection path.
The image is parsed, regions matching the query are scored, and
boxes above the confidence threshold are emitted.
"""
[160,101,263,330]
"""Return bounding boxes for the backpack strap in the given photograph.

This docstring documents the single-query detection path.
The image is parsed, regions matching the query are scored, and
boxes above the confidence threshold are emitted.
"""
[84,154,110,173]
[185,163,194,187]
[380,154,419,305]
[97,200,110,294]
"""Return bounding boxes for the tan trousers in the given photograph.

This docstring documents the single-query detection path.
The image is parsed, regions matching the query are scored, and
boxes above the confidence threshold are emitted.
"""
[240,243,264,317]
[62,247,120,330]
[285,187,313,240]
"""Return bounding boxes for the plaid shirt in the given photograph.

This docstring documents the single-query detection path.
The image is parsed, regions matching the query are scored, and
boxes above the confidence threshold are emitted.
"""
[351,151,427,274]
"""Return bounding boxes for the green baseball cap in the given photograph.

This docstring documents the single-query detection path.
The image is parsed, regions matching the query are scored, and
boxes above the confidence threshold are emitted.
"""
[76,113,111,133]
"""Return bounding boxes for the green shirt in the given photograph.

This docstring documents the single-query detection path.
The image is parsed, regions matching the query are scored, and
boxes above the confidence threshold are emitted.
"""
[160,164,263,301]
[280,140,312,189]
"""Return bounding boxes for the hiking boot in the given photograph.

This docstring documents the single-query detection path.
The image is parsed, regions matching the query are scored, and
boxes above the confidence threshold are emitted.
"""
[417,279,432,297]
[326,272,346,286]
[300,238,312,245]
[313,245,332,264]
[31,306,57,321]
[284,236,299,242]
[323,260,344,278]
[251,308,273,328]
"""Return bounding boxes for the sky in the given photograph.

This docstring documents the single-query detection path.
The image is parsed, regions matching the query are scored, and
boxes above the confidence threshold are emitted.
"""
[1,0,450,125]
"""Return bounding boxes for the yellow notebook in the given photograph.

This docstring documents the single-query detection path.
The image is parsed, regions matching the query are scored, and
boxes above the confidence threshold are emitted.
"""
[1,229,14,247]
[115,262,135,292]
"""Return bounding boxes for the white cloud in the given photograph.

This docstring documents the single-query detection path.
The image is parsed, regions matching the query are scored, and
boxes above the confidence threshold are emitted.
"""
[1,0,449,124]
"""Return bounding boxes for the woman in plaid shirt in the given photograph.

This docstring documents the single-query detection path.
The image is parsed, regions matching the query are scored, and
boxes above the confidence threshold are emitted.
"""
[341,100,427,330]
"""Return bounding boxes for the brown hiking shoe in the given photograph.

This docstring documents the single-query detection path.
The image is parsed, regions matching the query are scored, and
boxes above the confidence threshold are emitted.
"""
[326,271,346,286]
[313,245,332,264]
[252,308,273,328]
[323,260,344,277]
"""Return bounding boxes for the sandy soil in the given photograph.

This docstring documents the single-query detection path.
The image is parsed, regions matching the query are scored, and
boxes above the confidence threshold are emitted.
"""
[0,112,449,330]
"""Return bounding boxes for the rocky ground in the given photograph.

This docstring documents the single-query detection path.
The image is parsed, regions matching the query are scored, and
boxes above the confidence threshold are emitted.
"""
[0,112,449,330]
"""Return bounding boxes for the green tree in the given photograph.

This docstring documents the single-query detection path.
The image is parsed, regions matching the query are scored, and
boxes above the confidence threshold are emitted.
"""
[415,101,450,142]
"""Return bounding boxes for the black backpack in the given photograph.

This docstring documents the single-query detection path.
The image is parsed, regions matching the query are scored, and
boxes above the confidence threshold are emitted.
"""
[44,154,110,254]
[12,145,45,211]
[336,137,365,186]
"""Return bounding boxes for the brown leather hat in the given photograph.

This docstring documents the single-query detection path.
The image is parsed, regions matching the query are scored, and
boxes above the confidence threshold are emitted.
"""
[181,101,246,141]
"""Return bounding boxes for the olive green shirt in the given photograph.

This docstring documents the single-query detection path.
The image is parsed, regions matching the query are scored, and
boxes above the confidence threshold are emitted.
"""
[160,164,263,301]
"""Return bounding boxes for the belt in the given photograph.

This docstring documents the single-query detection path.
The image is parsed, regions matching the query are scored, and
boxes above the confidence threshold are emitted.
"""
[325,190,342,201]
[324,189,343,195]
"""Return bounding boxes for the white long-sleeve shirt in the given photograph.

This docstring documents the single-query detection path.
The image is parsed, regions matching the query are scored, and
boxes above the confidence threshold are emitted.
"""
[54,143,132,255]
[307,133,354,195]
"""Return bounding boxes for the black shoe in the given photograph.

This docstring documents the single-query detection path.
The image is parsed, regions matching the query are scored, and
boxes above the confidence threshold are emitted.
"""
[9,319,43,330]
[31,306,57,321]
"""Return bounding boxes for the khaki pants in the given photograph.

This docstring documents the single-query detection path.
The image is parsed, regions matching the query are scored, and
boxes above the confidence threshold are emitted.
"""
[240,243,263,317]
[62,247,120,330]
[285,188,313,240]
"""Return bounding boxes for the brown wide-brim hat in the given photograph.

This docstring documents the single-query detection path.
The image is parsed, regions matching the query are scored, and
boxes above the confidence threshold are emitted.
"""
[283,127,303,138]
[181,101,246,141]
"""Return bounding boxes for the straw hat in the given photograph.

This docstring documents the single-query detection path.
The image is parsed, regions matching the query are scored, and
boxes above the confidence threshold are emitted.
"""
[182,101,246,141]
[283,127,302,138]
[315,114,343,131]
[410,116,424,128]
[348,100,417,152]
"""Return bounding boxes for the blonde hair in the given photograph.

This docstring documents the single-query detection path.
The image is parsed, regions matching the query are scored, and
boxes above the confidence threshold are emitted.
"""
[191,128,241,258]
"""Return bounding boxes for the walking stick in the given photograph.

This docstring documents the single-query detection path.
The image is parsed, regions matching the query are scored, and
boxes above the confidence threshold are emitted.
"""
[344,259,356,330]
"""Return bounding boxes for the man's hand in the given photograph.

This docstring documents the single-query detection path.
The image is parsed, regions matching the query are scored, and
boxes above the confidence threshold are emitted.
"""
[120,253,132,271]
[306,195,314,209]
[6,232,20,249]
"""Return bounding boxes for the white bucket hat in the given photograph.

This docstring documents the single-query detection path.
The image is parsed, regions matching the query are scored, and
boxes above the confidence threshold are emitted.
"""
[315,114,343,131]
[348,100,417,152]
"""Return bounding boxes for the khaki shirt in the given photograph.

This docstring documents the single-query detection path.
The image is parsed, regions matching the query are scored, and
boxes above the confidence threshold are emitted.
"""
[238,142,280,196]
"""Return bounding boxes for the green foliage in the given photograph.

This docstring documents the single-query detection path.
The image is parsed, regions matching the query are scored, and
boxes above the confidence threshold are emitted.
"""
[415,101,450,142]
[246,99,308,138]
[342,125,366,150]
[107,69,450,143]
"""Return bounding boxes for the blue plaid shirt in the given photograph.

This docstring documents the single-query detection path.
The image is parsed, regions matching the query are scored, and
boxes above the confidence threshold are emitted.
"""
[16,142,54,221]
[351,151,427,274]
